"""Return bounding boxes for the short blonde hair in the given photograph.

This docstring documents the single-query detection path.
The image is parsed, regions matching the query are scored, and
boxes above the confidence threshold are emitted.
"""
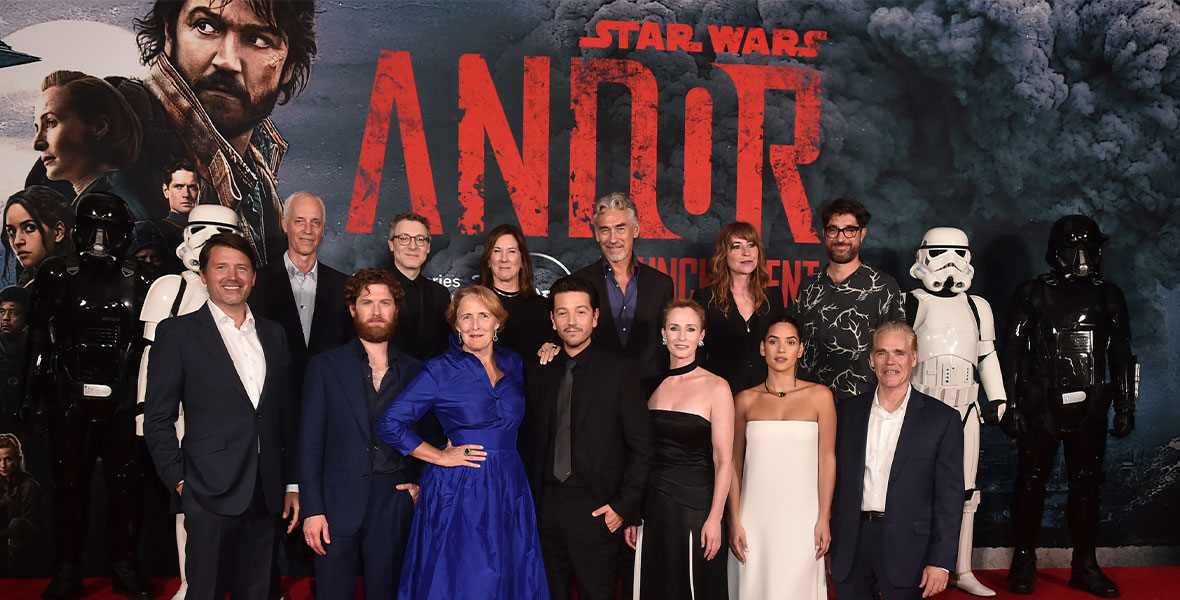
[871,321,918,353]
[446,285,509,330]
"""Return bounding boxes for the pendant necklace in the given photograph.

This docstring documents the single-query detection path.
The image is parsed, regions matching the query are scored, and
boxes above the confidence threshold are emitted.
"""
[764,379,798,398]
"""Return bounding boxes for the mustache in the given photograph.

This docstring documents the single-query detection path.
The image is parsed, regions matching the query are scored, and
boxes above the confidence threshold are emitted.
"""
[191,70,251,104]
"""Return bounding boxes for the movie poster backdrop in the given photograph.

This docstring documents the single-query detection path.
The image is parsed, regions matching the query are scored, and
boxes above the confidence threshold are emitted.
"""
[0,0,1176,576]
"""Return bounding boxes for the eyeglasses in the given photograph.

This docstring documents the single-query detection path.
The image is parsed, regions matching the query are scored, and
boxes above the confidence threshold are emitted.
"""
[823,225,862,239]
[391,234,430,247]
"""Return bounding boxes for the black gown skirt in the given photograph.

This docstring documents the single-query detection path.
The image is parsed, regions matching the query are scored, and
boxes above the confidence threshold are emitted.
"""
[635,410,728,599]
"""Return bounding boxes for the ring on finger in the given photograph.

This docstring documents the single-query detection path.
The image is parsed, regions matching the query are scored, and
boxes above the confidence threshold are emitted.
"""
[463,447,471,456]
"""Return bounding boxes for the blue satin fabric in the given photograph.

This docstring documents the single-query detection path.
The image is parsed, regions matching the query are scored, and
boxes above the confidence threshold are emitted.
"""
[377,336,549,599]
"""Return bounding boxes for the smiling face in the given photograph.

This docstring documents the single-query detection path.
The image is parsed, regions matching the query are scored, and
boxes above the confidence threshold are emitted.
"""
[200,244,256,310]
[455,295,500,354]
[761,321,803,373]
[34,86,100,187]
[388,219,430,275]
[726,234,759,275]
[281,192,325,259]
[350,283,397,343]
[167,0,290,140]
[869,329,918,392]
[5,203,64,270]
[551,290,598,352]
[823,212,865,265]
[594,207,638,266]
[488,233,523,288]
[662,307,704,362]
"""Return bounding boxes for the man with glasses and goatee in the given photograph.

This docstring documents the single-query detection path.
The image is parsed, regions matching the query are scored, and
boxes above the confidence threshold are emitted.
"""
[386,212,452,361]
[790,198,903,402]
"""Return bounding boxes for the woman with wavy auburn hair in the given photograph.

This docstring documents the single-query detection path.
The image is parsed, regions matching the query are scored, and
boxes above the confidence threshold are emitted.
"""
[691,222,786,394]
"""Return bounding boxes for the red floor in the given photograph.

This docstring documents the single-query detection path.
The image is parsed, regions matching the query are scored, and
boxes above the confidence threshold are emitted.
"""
[3,567,1178,599]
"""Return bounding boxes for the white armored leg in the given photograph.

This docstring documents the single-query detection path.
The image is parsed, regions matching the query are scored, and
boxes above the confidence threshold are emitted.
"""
[952,407,994,596]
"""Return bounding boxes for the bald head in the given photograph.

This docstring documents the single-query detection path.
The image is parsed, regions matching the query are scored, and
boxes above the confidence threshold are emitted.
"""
[283,191,326,260]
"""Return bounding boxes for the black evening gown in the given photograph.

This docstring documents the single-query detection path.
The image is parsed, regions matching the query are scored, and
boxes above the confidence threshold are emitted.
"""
[634,410,727,599]
[691,286,786,395]
[493,290,553,360]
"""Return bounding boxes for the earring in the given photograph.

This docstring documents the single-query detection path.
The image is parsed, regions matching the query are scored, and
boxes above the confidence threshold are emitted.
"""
[661,338,666,345]
[493,330,499,342]
[698,340,704,347]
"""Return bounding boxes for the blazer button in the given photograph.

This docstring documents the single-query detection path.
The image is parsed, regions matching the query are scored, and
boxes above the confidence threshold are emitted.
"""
[256,413,262,420]
[364,447,371,452]
[362,474,370,479]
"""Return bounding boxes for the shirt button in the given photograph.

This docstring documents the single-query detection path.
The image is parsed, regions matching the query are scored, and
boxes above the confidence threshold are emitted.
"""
[364,447,371,452]
[362,474,370,479]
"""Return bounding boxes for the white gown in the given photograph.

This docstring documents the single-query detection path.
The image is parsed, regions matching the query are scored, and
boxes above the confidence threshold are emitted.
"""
[728,420,826,599]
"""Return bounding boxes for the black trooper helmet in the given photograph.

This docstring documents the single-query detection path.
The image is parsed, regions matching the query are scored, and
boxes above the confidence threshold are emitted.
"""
[1045,214,1108,279]
[73,191,134,260]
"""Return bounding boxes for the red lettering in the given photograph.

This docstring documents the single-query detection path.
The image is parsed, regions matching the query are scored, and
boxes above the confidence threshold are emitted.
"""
[676,256,703,298]
[772,29,800,57]
[766,259,781,288]
[799,30,828,58]
[569,58,677,239]
[683,87,712,216]
[708,25,746,54]
[457,55,550,236]
[579,20,614,49]
[615,21,641,49]
[635,22,665,51]
[741,28,770,55]
[347,51,440,233]
[666,23,702,53]
[714,63,821,243]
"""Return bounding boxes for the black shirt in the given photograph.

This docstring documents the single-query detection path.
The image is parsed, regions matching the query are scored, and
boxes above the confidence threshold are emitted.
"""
[691,286,786,395]
[543,351,588,488]
[357,339,409,474]
[390,268,452,361]
[493,289,554,360]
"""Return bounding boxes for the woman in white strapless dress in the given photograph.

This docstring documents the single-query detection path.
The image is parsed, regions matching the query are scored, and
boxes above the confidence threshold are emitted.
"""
[727,316,836,599]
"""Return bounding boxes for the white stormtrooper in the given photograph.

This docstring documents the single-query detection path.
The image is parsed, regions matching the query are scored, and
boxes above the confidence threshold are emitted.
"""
[135,205,242,600]
[906,227,1006,597]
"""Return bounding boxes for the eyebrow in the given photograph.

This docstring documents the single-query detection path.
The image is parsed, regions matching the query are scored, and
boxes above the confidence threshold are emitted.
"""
[187,6,284,41]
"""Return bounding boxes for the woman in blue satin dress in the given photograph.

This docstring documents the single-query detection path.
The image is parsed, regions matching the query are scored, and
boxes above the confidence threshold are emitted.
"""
[377,285,548,600]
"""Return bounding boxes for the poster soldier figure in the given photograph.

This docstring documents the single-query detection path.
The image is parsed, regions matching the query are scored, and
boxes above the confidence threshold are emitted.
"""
[1000,215,1138,598]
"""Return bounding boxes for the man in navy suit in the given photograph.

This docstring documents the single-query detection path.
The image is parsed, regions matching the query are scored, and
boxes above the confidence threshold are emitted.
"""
[299,269,423,599]
[830,322,964,599]
[144,233,300,600]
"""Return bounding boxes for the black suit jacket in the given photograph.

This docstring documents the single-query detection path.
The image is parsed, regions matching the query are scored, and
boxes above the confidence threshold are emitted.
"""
[572,258,673,380]
[143,305,297,516]
[830,388,964,588]
[248,259,354,378]
[525,343,654,524]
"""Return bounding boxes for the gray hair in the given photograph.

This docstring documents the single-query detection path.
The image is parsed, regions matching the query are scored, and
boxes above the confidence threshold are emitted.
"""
[282,190,325,218]
[871,321,918,353]
[592,192,639,228]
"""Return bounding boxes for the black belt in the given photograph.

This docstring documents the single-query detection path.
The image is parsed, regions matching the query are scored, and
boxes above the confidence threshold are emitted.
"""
[861,510,886,523]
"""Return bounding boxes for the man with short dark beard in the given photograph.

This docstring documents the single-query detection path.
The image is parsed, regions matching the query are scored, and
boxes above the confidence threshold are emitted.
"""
[791,198,903,401]
[299,269,423,600]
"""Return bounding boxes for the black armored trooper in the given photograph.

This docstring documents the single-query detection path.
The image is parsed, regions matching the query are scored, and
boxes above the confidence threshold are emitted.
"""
[23,191,154,600]
[1000,214,1138,598]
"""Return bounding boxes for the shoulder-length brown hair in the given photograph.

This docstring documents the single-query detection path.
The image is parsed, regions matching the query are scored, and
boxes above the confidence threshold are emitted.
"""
[41,70,141,171]
[479,224,536,297]
[705,221,770,315]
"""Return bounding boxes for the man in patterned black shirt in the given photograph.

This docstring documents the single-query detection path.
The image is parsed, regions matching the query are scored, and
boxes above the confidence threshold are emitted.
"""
[791,198,903,401]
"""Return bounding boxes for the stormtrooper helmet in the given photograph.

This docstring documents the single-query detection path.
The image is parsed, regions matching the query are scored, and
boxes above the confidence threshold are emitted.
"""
[178,205,242,272]
[74,191,133,260]
[910,227,974,293]
[1046,214,1107,280]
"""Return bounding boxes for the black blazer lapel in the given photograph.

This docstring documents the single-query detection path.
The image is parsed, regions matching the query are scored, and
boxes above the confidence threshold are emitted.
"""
[195,305,252,406]
[329,347,372,440]
[624,262,656,354]
[306,261,334,354]
[570,347,598,443]
[270,265,308,356]
[887,390,928,490]
[847,398,872,507]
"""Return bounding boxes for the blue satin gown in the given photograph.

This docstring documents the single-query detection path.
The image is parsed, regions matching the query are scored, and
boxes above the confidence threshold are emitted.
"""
[377,336,549,599]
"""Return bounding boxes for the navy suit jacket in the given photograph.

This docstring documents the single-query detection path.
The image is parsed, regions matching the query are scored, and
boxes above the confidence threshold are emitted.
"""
[144,305,296,516]
[830,388,964,589]
[299,339,422,537]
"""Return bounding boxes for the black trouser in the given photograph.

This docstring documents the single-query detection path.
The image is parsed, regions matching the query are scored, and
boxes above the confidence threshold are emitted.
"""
[45,406,142,568]
[539,483,622,600]
[183,468,278,600]
[1012,415,1107,561]
[832,518,920,600]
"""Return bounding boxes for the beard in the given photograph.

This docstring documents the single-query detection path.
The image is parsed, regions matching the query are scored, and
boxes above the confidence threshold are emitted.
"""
[355,315,397,343]
[174,52,279,140]
[825,240,859,264]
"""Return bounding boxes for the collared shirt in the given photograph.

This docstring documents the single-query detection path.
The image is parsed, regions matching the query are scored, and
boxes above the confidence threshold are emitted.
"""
[601,258,640,346]
[861,385,912,512]
[207,300,266,408]
[356,339,407,474]
[791,263,904,401]
[543,349,588,488]
[283,251,318,345]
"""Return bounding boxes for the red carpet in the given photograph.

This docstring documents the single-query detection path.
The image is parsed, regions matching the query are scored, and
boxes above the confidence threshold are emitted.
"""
[2,568,1177,599]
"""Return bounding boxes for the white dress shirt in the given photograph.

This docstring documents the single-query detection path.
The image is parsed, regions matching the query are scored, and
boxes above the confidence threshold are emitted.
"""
[208,300,266,407]
[861,385,912,512]
[283,251,318,345]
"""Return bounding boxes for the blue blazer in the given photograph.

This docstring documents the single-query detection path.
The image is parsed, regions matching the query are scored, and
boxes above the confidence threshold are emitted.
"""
[299,339,422,537]
[830,388,964,589]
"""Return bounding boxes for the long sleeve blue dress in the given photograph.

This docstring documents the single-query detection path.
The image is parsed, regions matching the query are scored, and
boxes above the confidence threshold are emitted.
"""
[377,336,548,599]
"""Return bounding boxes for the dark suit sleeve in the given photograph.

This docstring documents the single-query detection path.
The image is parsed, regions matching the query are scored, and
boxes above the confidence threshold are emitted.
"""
[299,356,329,518]
[144,319,185,490]
[928,407,965,571]
[613,362,654,524]
[377,365,441,455]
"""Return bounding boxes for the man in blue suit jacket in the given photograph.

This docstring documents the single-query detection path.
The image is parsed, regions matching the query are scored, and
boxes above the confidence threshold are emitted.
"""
[299,269,423,600]
[831,322,964,599]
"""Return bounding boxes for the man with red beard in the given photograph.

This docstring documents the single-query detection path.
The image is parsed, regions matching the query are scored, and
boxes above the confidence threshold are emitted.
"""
[298,269,423,600]
[790,198,903,402]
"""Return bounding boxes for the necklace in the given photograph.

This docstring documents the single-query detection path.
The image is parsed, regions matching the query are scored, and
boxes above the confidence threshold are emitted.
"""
[764,379,798,397]
[493,286,520,298]
[667,360,697,377]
